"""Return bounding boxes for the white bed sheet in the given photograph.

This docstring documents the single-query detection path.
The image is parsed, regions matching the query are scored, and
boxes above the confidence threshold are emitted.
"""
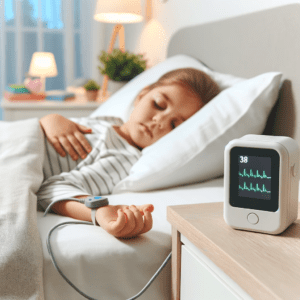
[37,176,224,300]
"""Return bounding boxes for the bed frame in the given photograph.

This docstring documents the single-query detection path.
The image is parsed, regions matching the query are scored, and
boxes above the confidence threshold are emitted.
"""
[167,4,300,145]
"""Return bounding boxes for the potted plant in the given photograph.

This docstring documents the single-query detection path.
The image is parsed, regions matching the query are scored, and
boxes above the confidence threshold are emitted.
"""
[98,49,147,94]
[84,79,101,101]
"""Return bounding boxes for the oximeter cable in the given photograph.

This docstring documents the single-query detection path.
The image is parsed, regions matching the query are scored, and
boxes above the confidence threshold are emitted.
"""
[44,199,172,300]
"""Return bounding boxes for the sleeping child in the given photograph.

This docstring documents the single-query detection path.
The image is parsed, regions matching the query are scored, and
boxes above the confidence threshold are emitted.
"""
[37,68,220,239]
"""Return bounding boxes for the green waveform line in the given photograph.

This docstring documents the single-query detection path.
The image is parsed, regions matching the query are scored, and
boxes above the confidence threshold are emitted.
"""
[239,169,271,179]
[239,182,271,194]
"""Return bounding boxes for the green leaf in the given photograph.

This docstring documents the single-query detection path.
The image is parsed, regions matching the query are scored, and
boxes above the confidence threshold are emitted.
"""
[84,79,101,91]
[97,49,147,81]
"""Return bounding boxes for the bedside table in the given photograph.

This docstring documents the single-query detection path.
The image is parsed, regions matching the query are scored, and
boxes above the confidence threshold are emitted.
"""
[167,202,300,300]
[1,98,103,121]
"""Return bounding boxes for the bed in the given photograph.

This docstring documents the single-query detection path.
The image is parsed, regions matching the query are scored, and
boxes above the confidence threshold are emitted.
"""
[1,3,300,300]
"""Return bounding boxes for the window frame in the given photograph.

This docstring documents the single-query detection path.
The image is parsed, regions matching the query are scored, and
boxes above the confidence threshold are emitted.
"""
[0,0,93,95]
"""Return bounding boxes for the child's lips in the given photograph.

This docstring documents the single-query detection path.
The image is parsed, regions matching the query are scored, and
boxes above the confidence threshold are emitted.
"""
[141,124,152,137]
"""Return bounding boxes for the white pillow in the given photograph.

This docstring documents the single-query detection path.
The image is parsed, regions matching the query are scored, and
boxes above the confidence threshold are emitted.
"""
[91,55,282,193]
[91,54,245,121]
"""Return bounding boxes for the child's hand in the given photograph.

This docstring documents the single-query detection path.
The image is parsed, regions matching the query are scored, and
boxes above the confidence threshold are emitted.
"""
[39,114,92,160]
[96,204,154,239]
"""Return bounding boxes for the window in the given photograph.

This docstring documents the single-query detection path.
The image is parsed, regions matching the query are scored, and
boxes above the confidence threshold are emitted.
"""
[0,0,95,118]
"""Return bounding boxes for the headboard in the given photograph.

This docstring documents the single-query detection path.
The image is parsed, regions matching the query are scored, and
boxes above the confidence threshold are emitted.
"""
[167,4,300,145]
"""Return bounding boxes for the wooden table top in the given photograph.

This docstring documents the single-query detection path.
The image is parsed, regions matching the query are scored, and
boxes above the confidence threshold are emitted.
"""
[167,202,300,300]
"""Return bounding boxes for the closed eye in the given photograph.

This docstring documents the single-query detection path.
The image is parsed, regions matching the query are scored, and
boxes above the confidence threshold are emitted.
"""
[154,101,164,110]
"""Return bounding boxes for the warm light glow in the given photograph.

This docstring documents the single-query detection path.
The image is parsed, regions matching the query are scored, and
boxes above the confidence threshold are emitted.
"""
[94,0,143,24]
[35,57,52,68]
[29,52,58,77]
[94,13,143,24]
[136,19,167,67]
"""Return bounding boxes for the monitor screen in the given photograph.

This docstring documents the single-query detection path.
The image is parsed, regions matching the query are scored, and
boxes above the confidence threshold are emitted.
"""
[238,155,271,200]
[229,147,280,212]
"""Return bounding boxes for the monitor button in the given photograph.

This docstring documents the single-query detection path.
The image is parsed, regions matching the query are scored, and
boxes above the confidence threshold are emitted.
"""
[247,213,259,224]
[291,163,298,177]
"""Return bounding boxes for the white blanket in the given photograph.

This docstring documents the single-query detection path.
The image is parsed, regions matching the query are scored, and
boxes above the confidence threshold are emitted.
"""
[0,119,45,300]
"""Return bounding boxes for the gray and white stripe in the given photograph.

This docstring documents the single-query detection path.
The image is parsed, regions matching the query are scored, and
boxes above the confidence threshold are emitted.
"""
[37,116,141,211]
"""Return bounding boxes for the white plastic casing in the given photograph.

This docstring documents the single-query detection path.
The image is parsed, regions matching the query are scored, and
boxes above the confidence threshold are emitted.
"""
[224,134,300,235]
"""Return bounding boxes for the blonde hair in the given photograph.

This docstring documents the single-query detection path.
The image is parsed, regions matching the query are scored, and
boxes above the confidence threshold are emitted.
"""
[136,68,220,106]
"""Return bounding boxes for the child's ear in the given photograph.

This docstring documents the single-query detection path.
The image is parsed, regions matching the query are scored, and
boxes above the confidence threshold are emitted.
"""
[134,86,151,106]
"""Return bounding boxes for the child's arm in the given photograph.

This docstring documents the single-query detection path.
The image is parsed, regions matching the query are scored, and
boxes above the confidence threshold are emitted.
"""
[51,196,154,239]
[39,114,93,161]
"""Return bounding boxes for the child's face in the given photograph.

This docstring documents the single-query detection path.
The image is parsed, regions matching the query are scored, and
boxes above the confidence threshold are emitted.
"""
[121,84,203,149]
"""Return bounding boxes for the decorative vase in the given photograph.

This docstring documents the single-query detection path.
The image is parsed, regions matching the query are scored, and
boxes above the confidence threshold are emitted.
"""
[109,80,128,95]
[86,90,99,101]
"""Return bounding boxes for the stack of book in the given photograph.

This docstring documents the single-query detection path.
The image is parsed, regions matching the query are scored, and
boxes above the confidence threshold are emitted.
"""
[4,84,46,101]
[45,90,75,101]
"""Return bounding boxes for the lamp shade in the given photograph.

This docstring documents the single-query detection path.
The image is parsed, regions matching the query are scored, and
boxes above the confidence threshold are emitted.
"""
[94,0,143,24]
[28,52,58,77]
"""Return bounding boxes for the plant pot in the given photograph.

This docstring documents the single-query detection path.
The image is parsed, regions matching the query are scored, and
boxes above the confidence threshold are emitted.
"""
[109,80,128,95]
[86,90,99,101]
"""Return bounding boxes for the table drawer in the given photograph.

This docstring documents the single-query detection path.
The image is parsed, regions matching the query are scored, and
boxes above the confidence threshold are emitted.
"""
[180,235,253,300]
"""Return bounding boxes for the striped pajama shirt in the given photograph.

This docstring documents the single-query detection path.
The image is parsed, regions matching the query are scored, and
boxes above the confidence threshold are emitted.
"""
[37,116,141,211]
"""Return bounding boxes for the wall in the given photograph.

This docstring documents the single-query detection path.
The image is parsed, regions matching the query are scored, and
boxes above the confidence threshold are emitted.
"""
[116,0,299,68]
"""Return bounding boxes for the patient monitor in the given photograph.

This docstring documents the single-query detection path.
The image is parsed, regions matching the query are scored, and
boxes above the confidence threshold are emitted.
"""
[224,134,300,235]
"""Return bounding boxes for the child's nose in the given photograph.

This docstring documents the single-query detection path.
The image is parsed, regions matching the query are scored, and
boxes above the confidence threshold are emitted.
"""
[153,113,170,129]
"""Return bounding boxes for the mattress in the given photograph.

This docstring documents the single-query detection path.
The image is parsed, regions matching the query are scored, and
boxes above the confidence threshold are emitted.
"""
[37,176,224,300]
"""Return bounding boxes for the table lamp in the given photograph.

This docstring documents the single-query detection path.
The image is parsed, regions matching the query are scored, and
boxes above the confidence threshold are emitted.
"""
[28,52,58,92]
[94,0,143,97]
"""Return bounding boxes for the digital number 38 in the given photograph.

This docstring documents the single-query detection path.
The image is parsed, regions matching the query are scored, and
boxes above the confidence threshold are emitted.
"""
[239,156,248,163]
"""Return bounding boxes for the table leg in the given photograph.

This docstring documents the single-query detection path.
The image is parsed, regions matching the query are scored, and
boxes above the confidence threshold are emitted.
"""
[172,227,181,300]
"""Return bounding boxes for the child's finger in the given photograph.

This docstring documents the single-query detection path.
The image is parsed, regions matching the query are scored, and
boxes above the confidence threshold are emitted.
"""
[50,138,66,157]
[121,208,153,238]
[67,135,88,159]
[114,208,137,238]
[139,210,153,234]
[137,204,154,214]
[122,208,136,233]
[78,124,92,133]
[74,131,92,153]
[128,205,144,235]
[106,209,126,234]
[58,136,78,160]
[145,204,154,212]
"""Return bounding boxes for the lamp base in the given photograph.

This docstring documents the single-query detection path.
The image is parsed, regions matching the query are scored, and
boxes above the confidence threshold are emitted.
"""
[40,76,46,92]
[101,24,125,97]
